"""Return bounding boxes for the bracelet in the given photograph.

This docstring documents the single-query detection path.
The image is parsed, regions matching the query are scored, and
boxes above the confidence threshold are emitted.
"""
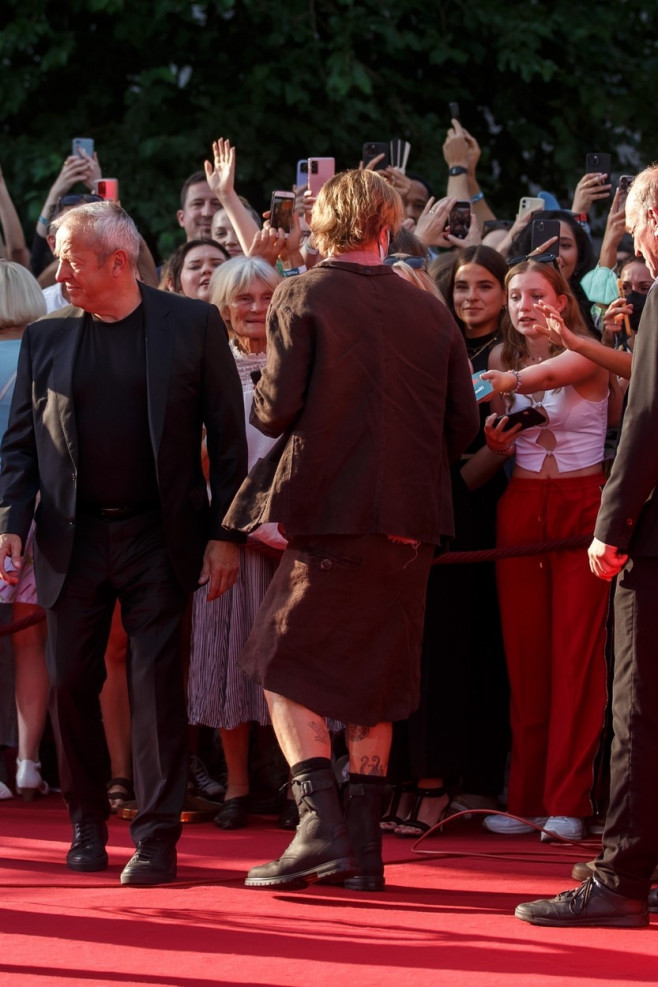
[38,215,49,226]
[282,265,307,278]
[471,191,484,203]
[448,165,468,176]
[508,369,522,392]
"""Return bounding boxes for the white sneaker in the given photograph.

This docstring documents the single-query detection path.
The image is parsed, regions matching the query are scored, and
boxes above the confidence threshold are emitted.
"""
[540,815,585,842]
[483,814,548,835]
[15,759,49,800]
[0,780,13,800]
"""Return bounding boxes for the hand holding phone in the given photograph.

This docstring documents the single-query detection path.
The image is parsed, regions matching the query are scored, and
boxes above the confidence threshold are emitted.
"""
[517,197,544,220]
[307,157,335,197]
[618,175,634,211]
[529,218,561,262]
[362,142,390,170]
[72,137,94,159]
[269,190,295,234]
[494,406,548,431]
[447,200,471,240]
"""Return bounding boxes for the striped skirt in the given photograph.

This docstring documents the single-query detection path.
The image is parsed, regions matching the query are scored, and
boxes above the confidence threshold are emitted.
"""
[187,544,277,730]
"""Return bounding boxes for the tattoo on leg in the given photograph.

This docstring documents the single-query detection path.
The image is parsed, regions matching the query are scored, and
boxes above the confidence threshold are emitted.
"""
[308,721,327,744]
[359,755,384,776]
[347,724,370,743]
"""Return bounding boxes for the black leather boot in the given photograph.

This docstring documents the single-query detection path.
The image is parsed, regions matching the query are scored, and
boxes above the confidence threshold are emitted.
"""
[244,766,357,889]
[343,779,387,891]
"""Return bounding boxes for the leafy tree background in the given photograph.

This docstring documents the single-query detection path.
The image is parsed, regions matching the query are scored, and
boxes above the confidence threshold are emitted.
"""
[1,0,657,259]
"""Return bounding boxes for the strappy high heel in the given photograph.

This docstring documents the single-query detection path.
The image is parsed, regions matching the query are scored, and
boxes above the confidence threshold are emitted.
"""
[380,781,416,832]
[394,785,449,838]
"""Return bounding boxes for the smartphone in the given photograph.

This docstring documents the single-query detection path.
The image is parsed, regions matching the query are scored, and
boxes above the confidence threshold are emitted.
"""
[472,371,495,403]
[448,201,471,240]
[72,137,94,159]
[517,196,544,219]
[296,159,308,188]
[495,407,548,431]
[307,157,335,197]
[269,190,295,234]
[618,174,634,211]
[585,152,611,177]
[530,218,561,262]
[362,142,389,170]
[449,101,460,121]
[94,178,119,202]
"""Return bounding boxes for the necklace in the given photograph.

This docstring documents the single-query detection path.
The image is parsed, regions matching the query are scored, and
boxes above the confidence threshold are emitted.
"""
[466,331,501,362]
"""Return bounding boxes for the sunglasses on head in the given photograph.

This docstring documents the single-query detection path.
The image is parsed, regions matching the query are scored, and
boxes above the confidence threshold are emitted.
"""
[383,254,427,270]
[56,193,104,210]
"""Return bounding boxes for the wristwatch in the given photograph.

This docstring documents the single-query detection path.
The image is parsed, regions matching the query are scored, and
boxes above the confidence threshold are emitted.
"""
[448,165,468,176]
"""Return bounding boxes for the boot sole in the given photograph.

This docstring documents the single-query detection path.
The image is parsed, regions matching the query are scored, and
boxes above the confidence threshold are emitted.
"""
[66,855,109,873]
[515,908,649,928]
[343,874,385,891]
[245,857,357,889]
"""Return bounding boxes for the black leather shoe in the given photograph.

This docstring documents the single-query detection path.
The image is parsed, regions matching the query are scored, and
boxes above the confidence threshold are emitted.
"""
[648,887,658,913]
[120,838,177,886]
[66,820,108,872]
[214,795,249,830]
[515,876,649,928]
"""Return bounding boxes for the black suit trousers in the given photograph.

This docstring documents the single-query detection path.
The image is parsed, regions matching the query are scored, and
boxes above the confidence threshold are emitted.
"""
[46,508,189,846]
[595,556,658,898]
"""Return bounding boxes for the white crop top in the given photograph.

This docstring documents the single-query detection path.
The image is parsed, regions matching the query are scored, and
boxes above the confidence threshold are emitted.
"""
[510,384,608,473]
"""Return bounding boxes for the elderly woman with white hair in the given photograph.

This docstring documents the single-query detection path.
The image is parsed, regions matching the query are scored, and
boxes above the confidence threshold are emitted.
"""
[187,255,286,830]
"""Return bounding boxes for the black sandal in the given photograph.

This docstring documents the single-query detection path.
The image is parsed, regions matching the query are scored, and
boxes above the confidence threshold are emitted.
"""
[394,786,449,838]
[380,781,416,832]
[107,777,135,813]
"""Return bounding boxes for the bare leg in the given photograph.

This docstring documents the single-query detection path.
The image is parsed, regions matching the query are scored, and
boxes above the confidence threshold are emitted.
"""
[264,690,331,766]
[219,723,250,799]
[346,722,391,777]
[13,603,49,762]
[100,603,132,781]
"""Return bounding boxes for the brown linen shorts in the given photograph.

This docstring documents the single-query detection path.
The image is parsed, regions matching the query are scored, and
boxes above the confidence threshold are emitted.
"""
[238,533,434,725]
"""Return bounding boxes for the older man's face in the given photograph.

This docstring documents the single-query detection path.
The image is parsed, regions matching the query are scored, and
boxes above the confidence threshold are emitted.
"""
[55,225,116,313]
[626,199,658,279]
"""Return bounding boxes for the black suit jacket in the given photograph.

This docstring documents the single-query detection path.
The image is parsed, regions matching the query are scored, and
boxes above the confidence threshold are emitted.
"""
[595,284,658,556]
[0,283,247,607]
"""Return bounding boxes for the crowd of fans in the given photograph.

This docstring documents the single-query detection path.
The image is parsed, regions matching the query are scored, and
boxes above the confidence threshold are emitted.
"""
[0,115,647,852]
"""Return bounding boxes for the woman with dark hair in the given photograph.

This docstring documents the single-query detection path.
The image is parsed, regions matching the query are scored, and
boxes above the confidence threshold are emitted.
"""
[508,210,597,329]
[164,238,229,301]
[390,246,511,832]
[481,259,610,842]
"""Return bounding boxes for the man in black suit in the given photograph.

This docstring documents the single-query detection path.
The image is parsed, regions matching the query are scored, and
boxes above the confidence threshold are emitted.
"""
[515,165,658,928]
[0,201,246,885]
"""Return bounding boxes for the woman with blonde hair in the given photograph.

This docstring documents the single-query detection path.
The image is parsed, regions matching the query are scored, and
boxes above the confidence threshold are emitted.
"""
[0,261,49,799]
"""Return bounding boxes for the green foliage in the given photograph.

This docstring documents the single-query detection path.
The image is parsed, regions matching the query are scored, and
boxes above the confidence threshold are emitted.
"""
[1,0,657,257]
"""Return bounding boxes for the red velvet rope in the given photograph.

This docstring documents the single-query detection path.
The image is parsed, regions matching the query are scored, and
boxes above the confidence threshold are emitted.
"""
[0,534,591,638]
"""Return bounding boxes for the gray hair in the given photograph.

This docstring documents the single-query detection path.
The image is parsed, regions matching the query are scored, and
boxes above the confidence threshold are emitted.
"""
[626,163,658,225]
[0,261,47,330]
[52,201,140,269]
[210,255,282,313]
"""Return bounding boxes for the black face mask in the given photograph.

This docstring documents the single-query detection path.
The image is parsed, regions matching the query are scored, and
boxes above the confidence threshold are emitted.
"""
[626,290,648,333]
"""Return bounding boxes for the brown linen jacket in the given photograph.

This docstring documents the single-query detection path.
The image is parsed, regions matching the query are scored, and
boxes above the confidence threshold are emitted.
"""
[224,260,479,545]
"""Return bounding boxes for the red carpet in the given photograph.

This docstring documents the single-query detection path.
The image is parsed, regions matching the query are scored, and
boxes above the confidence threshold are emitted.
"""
[1,796,657,986]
